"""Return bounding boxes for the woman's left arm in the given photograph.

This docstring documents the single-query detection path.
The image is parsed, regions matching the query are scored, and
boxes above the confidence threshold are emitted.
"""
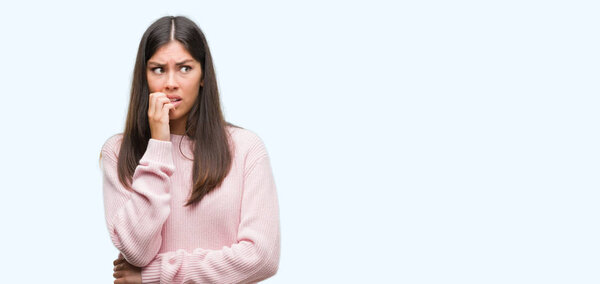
[141,154,281,284]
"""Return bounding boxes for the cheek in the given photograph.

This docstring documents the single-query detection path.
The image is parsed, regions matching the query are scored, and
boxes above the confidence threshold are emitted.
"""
[147,77,161,91]
[183,80,201,92]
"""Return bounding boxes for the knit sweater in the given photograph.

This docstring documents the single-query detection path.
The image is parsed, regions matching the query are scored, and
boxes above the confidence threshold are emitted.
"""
[100,126,281,283]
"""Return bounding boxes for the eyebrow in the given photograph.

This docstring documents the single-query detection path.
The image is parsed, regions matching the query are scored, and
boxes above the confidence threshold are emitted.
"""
[148,59,194,66]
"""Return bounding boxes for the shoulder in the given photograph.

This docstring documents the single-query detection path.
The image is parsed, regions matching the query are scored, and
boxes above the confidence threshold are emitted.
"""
[228,125,265,150]
[100,133,124,161]
[226,125,270,167]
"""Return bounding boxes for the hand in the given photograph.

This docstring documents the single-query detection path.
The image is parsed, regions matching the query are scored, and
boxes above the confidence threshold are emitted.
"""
[113,253,142,284]
[148,92,175,141]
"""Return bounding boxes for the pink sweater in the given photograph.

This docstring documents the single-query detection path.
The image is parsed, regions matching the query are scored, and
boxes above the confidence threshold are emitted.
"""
[100,126,281,283]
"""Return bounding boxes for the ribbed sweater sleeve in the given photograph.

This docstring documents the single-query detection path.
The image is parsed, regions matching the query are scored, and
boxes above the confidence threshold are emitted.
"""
[140,140,281,284]
[101,137,175,267]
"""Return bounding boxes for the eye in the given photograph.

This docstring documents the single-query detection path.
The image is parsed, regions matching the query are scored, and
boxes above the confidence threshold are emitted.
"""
[151,67,164,74]
[180,66,192,73]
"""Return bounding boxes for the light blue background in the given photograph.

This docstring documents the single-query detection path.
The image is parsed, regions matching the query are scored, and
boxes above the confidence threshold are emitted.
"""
[0,0,598,283]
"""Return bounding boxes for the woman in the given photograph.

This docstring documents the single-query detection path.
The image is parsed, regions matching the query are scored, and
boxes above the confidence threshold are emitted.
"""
[99,15,280,283]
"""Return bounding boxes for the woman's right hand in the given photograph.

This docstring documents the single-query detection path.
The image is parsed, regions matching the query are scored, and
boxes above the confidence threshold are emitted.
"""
[148,92,175,141]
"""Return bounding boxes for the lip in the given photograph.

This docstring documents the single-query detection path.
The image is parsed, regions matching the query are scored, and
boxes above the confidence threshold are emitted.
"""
[170,99,182,108]
[166,95,182,108]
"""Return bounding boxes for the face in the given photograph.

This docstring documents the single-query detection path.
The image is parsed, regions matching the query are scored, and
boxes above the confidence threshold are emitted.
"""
[146,41,203,125]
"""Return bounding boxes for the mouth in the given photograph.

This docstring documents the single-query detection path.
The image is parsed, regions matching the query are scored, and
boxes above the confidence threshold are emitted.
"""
[170,98,182,108]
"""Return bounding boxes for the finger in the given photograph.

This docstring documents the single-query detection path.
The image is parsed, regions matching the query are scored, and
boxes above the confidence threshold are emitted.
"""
[152,93,162,120]
[149,92,166,119]
[148,92,156,118]
[117,262,135,271]
[163,101,174,117]
[113,254,126,265]
[113,258,125,266]
[155,96,169,120]
[153,93,161,119]
[113,270,123,279]
[158,97,171,117]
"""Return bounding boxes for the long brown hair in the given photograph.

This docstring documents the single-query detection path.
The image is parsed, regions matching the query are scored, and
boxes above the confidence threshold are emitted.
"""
[108,15,241,207]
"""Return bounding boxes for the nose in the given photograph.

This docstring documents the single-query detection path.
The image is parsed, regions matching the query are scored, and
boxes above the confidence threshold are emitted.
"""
[164,70,178,91]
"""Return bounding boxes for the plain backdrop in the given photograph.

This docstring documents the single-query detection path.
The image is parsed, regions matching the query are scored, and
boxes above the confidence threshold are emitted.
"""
[0,0,598,283]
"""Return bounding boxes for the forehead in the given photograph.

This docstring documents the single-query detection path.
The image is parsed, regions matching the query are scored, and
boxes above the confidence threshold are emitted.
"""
[149,41,196,63]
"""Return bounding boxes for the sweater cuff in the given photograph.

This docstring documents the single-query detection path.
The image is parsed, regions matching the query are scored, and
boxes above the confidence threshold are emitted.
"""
[141,259,161,283]
[140,139,175,173]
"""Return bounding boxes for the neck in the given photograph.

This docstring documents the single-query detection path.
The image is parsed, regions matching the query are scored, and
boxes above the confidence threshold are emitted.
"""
[169,114,187,135]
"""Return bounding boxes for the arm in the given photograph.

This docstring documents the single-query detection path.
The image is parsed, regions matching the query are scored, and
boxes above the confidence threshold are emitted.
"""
[101,138,175,267]
[140,151,281,284]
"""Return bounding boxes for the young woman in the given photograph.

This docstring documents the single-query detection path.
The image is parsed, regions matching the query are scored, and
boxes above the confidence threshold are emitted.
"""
[99,15,280,283]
